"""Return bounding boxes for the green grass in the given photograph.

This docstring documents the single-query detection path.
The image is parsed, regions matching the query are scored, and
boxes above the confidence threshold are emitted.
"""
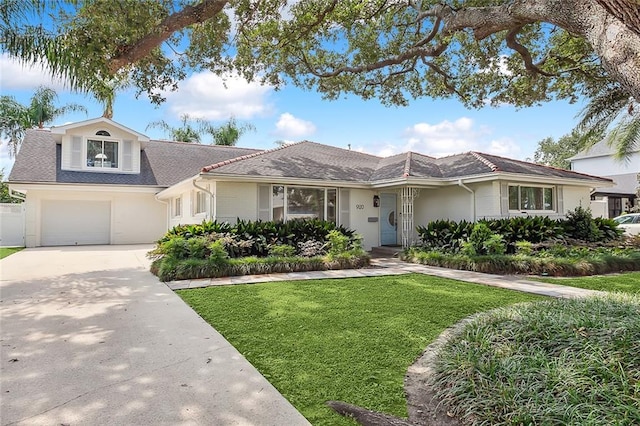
[178,274,544,425]
[433,294,640,425]
[0,247,23,259]
[536,272,640,294]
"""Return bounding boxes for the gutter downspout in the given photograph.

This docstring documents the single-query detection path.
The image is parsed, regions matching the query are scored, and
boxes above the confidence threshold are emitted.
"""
[154,194,170,231]
[192,177,215,221]
[457,179,476,221]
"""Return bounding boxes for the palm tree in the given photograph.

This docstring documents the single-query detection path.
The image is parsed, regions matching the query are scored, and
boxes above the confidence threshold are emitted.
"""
[577,84,639,160]
[146,114,216,143]
[0,86,87,156]
[211,117,255,146]
[147,115,255,145]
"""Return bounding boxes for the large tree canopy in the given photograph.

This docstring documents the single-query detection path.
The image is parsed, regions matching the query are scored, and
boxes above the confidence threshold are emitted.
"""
[2,0,640,114]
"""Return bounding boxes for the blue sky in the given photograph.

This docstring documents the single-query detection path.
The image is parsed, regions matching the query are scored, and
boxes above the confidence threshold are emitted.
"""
[0,52,585,174]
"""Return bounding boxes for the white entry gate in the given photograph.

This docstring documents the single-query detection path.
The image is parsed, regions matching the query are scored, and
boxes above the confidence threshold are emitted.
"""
[0,203,25,247]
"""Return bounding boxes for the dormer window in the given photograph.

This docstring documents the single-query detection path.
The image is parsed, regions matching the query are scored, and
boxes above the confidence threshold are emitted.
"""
[87,137,119,169]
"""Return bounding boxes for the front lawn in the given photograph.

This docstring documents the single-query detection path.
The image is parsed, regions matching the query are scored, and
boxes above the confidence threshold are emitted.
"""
[536,272,640,294]
[178,274,544,425]
[0,247,23,259]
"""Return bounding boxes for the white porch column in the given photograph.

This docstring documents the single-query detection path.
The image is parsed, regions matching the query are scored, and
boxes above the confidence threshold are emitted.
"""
[400,187,420,248]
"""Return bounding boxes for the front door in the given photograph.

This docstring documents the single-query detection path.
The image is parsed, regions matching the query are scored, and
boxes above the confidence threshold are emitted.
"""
[380,193,397,245]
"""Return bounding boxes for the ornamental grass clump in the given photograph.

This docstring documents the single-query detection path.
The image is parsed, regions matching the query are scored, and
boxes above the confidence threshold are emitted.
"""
[432,294,640,425]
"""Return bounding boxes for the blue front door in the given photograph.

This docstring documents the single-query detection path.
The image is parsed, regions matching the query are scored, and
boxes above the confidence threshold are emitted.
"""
[380,193,397,245]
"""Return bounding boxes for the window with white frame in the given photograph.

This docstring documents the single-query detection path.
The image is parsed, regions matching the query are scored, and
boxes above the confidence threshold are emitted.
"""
[195,191,207,214]
[262,185,338,223]
[173,197,182,217]
[86,131,119,169]
[509,185,554,211]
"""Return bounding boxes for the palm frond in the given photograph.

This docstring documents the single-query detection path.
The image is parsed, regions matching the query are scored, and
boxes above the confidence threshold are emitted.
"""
[608,116,640,161]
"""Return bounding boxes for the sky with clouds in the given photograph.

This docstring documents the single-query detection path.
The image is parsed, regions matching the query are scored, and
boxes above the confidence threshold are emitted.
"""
[0,52,586,175]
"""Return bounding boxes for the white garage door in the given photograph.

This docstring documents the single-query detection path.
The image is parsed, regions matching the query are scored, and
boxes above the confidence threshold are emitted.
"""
[41,200,111,246]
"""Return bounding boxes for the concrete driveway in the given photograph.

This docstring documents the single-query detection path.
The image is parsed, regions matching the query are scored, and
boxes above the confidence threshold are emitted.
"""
[1,245,310,426]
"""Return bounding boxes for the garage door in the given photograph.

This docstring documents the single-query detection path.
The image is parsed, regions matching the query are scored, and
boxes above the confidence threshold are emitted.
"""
[41,200,111,246]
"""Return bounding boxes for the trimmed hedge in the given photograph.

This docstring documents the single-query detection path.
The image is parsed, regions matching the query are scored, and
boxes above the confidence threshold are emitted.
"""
[151,254,370,282]
[403,248,640,277]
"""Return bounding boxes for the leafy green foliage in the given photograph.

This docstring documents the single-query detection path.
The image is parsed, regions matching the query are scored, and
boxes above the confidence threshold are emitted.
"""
[433,295,640,425]
[563,206,601,242]
[149,218,366,280]
[0,86,87,156]
[416,219,473,252]
[268,244,296,257]
[532,130,593,169]
[404,246,640,276]
[462,223,506,256]
[417,210,622,254]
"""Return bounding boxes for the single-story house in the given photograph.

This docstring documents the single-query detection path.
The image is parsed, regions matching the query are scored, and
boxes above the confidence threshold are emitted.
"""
[8,117,613,250]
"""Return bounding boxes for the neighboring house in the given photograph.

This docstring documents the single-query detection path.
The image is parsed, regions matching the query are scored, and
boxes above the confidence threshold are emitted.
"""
[569,139,639,218]
[9,117,612,250]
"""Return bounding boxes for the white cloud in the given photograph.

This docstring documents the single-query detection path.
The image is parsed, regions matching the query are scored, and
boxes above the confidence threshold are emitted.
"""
[401,117,484,157]
[164,71,274,120]
[353,117,525,160]
[273,113,316,139]
[0,53,68,91]
[486,138,521,158]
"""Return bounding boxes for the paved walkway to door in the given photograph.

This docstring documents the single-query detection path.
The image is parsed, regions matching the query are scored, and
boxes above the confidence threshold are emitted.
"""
[167,257,603,299]
[0,246,310,426]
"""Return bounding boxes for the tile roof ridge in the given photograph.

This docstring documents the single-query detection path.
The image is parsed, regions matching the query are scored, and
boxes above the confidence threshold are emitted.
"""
[403,152,412,177]
[470,151,499,172]
[201,141,303,172]
[478,151,614,182]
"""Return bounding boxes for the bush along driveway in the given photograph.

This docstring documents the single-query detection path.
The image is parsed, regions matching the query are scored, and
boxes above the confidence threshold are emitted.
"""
[149,219,369,281]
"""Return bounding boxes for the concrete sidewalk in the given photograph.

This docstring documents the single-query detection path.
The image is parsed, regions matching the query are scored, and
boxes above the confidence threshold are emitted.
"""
[167,257,602,299]
[1,246,310,426]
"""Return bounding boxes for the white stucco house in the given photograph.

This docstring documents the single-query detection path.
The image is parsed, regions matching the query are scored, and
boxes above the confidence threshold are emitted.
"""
[9,117,613,250]
[569,139,639,218]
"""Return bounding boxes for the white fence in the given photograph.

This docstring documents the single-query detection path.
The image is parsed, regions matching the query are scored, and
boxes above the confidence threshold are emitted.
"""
[0,203,25,247]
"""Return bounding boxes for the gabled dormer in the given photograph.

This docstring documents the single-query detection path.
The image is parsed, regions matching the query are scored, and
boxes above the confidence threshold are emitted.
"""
[52,117,149,174]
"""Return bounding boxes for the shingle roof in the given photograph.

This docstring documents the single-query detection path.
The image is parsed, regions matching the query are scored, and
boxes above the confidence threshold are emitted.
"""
[203,144,612,184]
[9,128,613,188]
[9,129,260,186]
[202,141,382,182]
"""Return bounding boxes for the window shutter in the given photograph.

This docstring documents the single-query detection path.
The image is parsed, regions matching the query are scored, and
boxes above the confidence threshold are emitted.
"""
[71,136,82,169]
[122,140,133,171]
[500,183,509,215]
[556,186,564,215]
[339,189,350,227]
[257,185,270,221]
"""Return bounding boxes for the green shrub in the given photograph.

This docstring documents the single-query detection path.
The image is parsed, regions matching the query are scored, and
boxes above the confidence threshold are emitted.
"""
[161,237,190,260]
[326,229,350,255]
[462,223,505,256]
[515,240,534,255]
[208,239,229,263]
[594,217,624,240]
[268,244,296,257]
[563,206,601,242]
[187,236,209,259]
[416,219,472,252]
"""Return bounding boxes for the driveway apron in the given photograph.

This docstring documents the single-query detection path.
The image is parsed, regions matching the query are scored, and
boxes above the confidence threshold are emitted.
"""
[0,246,310,426]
